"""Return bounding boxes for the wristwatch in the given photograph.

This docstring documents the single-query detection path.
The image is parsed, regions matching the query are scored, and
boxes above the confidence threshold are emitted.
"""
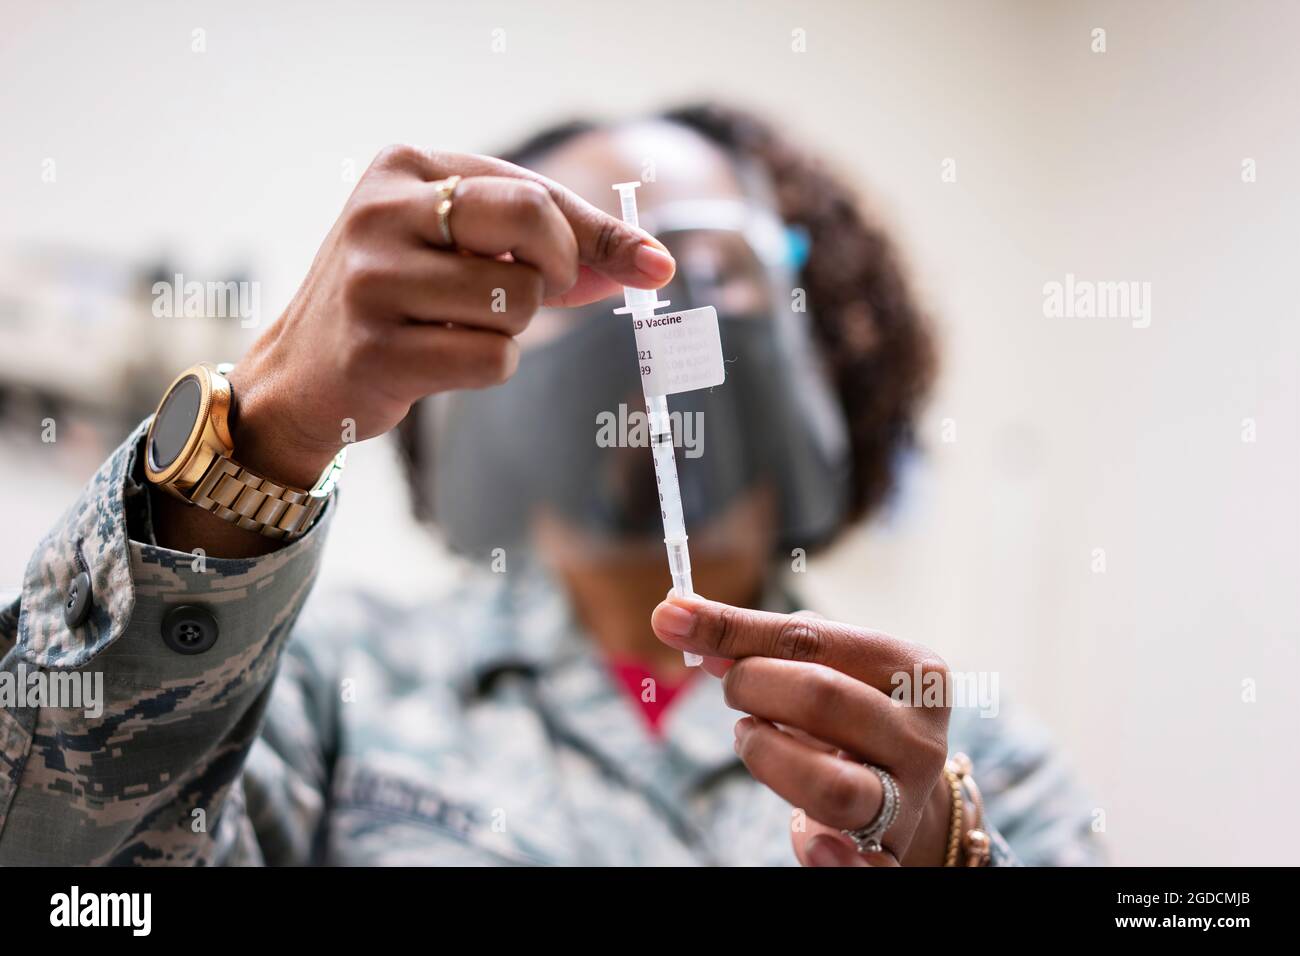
[144,362,344,540]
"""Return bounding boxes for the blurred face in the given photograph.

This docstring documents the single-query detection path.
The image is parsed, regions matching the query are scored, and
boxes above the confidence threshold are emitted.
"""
[524,123,780,573]
[423,121,851,595]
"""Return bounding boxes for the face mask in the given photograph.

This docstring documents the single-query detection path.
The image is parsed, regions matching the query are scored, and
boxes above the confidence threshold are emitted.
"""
[422,200,851,560]
[422,303,851,560]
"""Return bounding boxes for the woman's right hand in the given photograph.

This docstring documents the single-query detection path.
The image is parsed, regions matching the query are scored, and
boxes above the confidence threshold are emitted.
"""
[227,144,676,490]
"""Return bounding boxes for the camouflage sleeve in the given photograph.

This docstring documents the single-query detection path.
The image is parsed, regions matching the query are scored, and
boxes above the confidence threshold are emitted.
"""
[950,701,1106,866]
[209,618,344,866]
[210,590,394,866]
[0,420,331,865]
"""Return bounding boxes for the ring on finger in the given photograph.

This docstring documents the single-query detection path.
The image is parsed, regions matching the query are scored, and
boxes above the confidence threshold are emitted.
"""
[841,763,900,854]
[431,174,462,248]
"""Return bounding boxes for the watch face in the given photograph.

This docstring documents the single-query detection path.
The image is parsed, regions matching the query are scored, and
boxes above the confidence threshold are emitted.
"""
[149,374,202,470]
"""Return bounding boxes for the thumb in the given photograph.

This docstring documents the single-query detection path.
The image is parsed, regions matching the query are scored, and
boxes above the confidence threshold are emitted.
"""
[794,824,869,867]
[793,821,894,867]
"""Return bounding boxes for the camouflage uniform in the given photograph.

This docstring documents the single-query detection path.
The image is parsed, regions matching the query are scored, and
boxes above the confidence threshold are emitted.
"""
[0,423,1104,865]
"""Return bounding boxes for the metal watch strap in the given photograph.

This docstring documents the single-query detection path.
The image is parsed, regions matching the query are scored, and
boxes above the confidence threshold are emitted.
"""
[187,457,325,540]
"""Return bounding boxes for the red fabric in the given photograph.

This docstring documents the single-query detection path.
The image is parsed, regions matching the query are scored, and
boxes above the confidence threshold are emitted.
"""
[607,658,694,735]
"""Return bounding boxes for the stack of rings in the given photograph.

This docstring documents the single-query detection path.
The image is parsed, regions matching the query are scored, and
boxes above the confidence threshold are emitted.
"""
[841,764,900,854]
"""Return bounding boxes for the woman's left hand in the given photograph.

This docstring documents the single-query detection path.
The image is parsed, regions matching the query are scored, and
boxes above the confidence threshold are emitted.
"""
[651,594,955,866]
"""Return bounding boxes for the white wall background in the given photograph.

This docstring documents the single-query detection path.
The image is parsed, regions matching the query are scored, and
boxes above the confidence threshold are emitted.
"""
[2,0,1296,864]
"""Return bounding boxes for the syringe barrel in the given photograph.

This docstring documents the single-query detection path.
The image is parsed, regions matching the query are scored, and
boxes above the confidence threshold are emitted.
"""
[656,412,701,667]
[665,536,692,586]
[665,546,707,665]
[646,394,687,540]
[665,538,703,667]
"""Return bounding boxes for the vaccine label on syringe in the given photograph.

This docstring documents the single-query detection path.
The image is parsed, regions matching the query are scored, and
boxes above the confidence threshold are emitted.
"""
[632,306,725,397]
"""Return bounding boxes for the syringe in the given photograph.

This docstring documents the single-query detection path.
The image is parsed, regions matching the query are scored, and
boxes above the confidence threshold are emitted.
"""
[612,182,703,668]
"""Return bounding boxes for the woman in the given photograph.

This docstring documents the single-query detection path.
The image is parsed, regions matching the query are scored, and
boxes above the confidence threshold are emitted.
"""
[0,104,1101,866]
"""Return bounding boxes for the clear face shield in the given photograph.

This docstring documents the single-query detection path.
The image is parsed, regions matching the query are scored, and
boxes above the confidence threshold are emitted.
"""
[418,198,852,564]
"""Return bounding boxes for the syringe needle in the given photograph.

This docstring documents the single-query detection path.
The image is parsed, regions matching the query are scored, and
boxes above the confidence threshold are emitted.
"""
[611,181,703,668]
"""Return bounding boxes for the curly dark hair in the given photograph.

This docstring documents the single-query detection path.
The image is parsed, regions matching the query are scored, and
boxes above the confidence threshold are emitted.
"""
[399,103,936,544]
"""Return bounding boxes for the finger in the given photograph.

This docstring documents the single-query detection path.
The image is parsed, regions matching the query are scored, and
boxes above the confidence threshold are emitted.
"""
[651,595,942,691]
[698,606,845,751]
[733,717,884,831]
[722,657,913,764]
[410,176,578,299]
[543,265,625,309]
[380,323,520,396]
[351,249,544,335]
[416,151,677,290]
[781,610,829,714]
[697,611,825,681]
[793,824,873,868]
[775,724,838,755]
[700,656,733,679]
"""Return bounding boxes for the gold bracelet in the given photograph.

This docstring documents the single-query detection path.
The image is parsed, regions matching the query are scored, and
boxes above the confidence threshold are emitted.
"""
[942,766,964,867]
[945,752,993,867]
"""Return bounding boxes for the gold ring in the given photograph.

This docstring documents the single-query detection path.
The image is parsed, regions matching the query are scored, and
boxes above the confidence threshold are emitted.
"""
[431,174,462,247]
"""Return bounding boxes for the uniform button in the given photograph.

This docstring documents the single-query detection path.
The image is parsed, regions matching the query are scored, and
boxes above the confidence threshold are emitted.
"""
[63,571,92,628]
[161,605,219,655]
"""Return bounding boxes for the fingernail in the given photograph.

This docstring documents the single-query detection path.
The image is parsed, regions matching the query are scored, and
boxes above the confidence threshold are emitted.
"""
[652,601,694,640]
[634,243,675,281]
[806,836,843,868]
[734,718,752,743]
